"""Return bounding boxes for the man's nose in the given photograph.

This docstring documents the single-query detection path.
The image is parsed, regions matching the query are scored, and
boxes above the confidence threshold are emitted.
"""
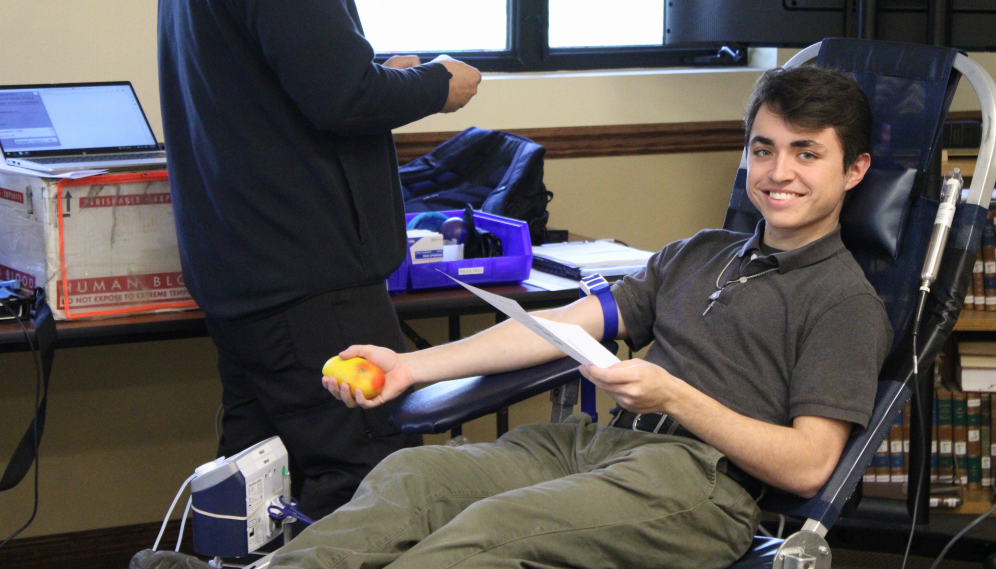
[769,154,796,183]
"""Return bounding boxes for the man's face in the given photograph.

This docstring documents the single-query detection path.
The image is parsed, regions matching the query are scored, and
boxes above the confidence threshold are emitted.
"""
[746,105,870,250]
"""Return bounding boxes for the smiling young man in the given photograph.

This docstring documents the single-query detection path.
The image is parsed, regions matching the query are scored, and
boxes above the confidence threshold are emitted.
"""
[135,67,892,569]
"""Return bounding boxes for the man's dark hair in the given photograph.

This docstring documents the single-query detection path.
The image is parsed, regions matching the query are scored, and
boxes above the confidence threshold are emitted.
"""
[744,66,872,171]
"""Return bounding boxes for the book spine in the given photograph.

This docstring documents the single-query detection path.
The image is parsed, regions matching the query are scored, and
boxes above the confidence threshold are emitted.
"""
[902,400,911,484]
[938,388,954,483]
[890,413,905,483]
[992,393,996,485]
[943,120,983,148]
[932,391,939,483]
[975,248,987,310]
[968,392,983,489]
[874,438,891,483]
[984,211,996,311]
[954,389,969,486]
[983,393,992,487]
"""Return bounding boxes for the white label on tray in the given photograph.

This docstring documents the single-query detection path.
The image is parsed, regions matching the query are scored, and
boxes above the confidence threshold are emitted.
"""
[458,267,485,275]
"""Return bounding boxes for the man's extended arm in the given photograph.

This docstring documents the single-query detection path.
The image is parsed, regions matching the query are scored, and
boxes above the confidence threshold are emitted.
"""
[329,294,620,407]
[238,0,479,135]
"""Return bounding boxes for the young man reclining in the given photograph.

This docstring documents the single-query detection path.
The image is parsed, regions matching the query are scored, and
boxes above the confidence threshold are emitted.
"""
[136,65,892,569]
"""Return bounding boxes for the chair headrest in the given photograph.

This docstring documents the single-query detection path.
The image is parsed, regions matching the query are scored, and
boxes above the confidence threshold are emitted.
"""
[840,168,916,259]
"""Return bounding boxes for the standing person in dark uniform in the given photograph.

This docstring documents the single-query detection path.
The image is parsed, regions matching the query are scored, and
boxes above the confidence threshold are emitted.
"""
[157,0,481,522]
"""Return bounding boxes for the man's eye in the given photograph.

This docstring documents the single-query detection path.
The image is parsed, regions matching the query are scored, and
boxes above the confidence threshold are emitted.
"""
[753,148,771,157]
[799,152,817,160]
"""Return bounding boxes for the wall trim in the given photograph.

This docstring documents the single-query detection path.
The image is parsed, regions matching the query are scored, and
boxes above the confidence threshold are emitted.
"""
[394,110,984,164]
[394,120,746,163]
[1,520,188,569]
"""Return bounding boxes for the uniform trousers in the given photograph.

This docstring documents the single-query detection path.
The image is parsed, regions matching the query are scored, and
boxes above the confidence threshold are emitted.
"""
[268,413,761,569]
[205,282,421,521]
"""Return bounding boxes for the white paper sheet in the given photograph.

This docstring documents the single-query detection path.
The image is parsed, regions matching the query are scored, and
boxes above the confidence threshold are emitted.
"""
[522,269,580,291]
[444,273,620,368]
[0,162,107,179]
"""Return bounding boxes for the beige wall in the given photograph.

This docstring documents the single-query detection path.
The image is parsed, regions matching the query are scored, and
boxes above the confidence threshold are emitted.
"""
[0,0,994,539]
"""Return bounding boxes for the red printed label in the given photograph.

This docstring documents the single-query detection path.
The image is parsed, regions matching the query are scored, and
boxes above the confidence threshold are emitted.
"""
[56,271,191,310]
[0,187,24,204]
[0,264,36,290]
[78,193,172,208]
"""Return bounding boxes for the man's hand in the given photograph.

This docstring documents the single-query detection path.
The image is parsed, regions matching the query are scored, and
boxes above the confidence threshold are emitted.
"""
[383,55,421,69]
[323,345,414,409]
[579,359,681,414]
[432,55,481,113]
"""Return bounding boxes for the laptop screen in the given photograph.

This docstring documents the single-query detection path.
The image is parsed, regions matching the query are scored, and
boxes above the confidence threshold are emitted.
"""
[0,82,159,158]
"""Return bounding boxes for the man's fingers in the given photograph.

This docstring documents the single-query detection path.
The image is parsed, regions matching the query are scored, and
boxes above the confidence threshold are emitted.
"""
[339,345,361,359]
[323,376,342,400]
[338,381,358,408]
[383,55,421,69]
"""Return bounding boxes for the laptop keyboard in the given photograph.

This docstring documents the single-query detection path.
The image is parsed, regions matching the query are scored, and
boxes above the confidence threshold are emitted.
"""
[31,152,166,164]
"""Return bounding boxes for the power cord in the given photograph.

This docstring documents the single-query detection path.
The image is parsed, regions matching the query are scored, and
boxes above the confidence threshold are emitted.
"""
[901,289,930,569]
[0,301,44,550]
[929,497,996,569]
[900,172,962,569]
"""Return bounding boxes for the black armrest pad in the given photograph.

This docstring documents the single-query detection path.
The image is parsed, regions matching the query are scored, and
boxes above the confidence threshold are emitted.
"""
[390,343,619,434]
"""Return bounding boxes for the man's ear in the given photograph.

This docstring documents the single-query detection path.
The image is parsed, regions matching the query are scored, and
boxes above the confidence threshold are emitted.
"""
[844,153,872,191]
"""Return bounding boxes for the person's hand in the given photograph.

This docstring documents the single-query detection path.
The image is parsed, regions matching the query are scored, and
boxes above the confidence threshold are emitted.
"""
[432,54,481,113]
[383,55,421,69]
[323,345,414,409]
[579,359,683,414]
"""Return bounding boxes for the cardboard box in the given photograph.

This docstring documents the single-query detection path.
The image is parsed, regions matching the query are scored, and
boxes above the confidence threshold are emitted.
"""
[0,169,197,319]
[407,230,443,265]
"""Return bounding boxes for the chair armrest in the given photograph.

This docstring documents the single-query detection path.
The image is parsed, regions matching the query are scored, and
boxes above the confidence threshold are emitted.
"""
[389,342,619,434]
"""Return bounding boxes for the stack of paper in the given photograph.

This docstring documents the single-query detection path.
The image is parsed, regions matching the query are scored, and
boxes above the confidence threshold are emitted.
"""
[532,240,654,280]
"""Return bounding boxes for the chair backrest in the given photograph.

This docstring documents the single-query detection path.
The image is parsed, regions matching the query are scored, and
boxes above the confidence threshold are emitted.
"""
[723,38,996,530]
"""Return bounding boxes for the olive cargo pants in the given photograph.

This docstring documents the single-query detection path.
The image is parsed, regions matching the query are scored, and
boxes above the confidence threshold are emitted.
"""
[269,414,760,569]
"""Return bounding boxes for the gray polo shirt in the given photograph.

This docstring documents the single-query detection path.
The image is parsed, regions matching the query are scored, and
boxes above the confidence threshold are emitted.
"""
[612,222,892,429]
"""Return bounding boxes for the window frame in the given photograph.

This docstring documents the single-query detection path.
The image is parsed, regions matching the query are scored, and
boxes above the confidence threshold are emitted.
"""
[368,0,745,73]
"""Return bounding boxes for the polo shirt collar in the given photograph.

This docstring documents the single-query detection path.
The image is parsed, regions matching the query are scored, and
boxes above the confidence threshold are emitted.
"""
[737,220,847,273]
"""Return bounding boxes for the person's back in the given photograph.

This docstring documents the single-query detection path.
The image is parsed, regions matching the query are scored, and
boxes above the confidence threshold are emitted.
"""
[157,0,482,527]
[159,0,451,318]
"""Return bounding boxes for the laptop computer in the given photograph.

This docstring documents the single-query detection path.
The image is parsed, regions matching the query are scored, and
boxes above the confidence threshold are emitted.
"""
[0,81,166,174]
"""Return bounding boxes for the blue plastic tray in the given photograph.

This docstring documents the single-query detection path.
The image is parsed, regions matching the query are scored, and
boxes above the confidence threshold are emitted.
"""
[388,211,532,292]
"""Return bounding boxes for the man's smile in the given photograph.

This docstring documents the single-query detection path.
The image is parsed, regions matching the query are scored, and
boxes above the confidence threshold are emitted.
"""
[762,189,803,202]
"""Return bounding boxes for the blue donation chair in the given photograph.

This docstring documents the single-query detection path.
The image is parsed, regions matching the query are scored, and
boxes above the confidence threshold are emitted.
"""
[390,39,996,568]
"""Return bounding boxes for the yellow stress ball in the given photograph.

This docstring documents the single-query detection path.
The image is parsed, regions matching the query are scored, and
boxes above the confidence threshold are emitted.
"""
[322,356,386,399]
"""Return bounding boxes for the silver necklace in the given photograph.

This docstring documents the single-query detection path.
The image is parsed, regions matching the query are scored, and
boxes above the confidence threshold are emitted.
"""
[702,254,777,316]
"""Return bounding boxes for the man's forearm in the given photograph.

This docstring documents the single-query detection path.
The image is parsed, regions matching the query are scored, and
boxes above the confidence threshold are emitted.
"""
[401,313,569,385]
[400,295,610,385]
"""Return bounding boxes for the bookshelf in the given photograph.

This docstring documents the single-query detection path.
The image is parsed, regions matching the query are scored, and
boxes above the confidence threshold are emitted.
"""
[939,312,996,515]
[954,310,996,332]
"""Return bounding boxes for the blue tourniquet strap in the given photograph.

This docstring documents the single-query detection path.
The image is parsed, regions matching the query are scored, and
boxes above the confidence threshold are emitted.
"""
[579,274,618,341]
[579,273,619,423]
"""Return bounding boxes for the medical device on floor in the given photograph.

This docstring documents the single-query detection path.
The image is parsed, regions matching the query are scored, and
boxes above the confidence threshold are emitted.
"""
[153,436,315,564]
[190,437,289,557]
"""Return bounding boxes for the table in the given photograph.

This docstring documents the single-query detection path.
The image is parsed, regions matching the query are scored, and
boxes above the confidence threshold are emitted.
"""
[0,278,580,353]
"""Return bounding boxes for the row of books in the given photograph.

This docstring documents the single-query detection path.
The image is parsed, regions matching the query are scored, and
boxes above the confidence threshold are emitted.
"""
[863,354,996,508]
[964,210,996,312]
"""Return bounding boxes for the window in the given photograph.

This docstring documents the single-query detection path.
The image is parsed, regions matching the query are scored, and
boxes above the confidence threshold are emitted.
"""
[548,0,663,48]
[354,0,744,72]
[355,0,508,53]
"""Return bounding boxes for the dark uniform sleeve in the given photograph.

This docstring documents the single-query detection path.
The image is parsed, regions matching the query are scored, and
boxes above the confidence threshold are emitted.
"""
[789,294,892,429]
[232,0,451,135]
